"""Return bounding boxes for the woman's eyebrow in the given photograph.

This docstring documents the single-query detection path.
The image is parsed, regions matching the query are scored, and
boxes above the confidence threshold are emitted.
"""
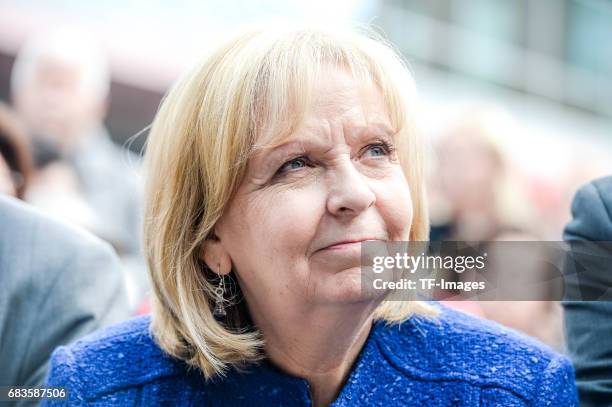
[250,123,395,169]
[344,123,396,143]
[364,123,395,136]
[250,139,307,171]
[269,140,307,161]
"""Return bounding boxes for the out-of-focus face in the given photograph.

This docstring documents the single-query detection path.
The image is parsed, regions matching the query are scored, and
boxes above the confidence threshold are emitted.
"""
[0,155,16,196]
[437,132,500,209]
[213,69,413,317]
[14,58,103,150]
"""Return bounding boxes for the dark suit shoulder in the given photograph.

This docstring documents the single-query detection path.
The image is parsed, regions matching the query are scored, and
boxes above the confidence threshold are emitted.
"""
[565,177,612,241]
[592,176,612,223]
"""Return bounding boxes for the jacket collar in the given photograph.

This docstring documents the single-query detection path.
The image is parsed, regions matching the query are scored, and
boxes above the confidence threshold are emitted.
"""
[200,320,387,405]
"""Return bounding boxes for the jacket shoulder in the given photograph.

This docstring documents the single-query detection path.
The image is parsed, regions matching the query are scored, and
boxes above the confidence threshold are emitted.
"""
[592,175,612,197]
[592,176,612,224]
[0,195,120,277]
[565,176,612,241]
[374,304,576,402]
[44,316,189,402]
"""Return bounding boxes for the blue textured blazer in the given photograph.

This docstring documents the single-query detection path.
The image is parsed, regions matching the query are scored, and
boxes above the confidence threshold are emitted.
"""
[42,304,577,406]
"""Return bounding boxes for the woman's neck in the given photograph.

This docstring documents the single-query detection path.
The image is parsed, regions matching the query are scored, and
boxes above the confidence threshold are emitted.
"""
[254,302,378,407]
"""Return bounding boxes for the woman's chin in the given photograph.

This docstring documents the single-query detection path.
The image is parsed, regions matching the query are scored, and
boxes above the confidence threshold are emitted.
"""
[313,267,388,305]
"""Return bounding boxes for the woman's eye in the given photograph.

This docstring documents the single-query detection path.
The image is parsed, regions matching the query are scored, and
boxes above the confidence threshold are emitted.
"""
[363,142,393,158]
[276,157,308,175]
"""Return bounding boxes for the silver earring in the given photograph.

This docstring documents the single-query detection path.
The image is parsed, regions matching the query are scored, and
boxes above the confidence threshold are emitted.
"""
[213,264,226,317]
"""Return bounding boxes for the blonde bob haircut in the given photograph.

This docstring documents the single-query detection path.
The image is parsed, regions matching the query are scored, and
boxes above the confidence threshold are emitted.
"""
[144,24,435,379]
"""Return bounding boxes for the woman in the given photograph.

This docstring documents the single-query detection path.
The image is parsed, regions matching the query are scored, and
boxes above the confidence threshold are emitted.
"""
[43,27,577,406]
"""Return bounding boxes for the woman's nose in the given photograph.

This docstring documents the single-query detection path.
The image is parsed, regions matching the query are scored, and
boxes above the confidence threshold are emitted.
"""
[326,160,376,217]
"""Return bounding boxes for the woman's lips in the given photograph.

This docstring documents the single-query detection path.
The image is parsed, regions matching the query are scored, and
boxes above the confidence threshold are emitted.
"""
[326,241,364,250]
[323,239,379,250]
[313,239,382,268]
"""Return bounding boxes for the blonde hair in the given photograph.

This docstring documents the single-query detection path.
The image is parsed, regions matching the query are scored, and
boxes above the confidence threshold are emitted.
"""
[144,25,434,379]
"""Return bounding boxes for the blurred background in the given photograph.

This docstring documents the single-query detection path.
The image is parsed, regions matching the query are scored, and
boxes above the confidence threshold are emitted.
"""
[0,0,610,350]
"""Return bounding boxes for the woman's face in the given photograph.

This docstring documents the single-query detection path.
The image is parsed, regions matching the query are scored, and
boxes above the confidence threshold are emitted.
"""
[212,69,413,315]
[437,132,500,211]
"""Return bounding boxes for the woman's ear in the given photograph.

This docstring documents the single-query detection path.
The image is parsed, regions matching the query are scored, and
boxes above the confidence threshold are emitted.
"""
[199,235,233,275]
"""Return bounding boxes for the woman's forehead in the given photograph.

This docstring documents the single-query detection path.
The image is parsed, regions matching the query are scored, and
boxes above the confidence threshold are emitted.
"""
[251,115,394,154]
[253,81,394,147]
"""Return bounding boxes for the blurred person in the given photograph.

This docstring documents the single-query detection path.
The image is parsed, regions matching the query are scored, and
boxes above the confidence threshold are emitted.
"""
[10,28,146,307]
[21,137,142,309]
[430,110,533,241]
[0,195,130,398]
[43,26,576,406]
[563,176,612,406]
[527,152,611,241]
[25,137,98,235]
[10,28,143,256]
[480,230,566,351]
[20,137,108,235]
[0,102,32,199]
[430,111,563,349]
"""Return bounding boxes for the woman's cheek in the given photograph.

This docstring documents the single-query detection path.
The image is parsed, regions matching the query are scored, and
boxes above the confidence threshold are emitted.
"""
[255,183,326,250]
[373,177,413,241]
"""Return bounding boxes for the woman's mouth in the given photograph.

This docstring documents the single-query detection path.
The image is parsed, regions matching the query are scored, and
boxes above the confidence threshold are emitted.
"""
[322,238,380,251]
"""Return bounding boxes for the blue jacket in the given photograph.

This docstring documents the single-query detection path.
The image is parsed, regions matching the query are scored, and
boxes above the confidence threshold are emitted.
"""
[43,304,577,406]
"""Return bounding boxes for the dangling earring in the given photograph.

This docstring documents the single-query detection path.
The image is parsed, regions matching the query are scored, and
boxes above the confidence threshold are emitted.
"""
[213,264,226,318]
